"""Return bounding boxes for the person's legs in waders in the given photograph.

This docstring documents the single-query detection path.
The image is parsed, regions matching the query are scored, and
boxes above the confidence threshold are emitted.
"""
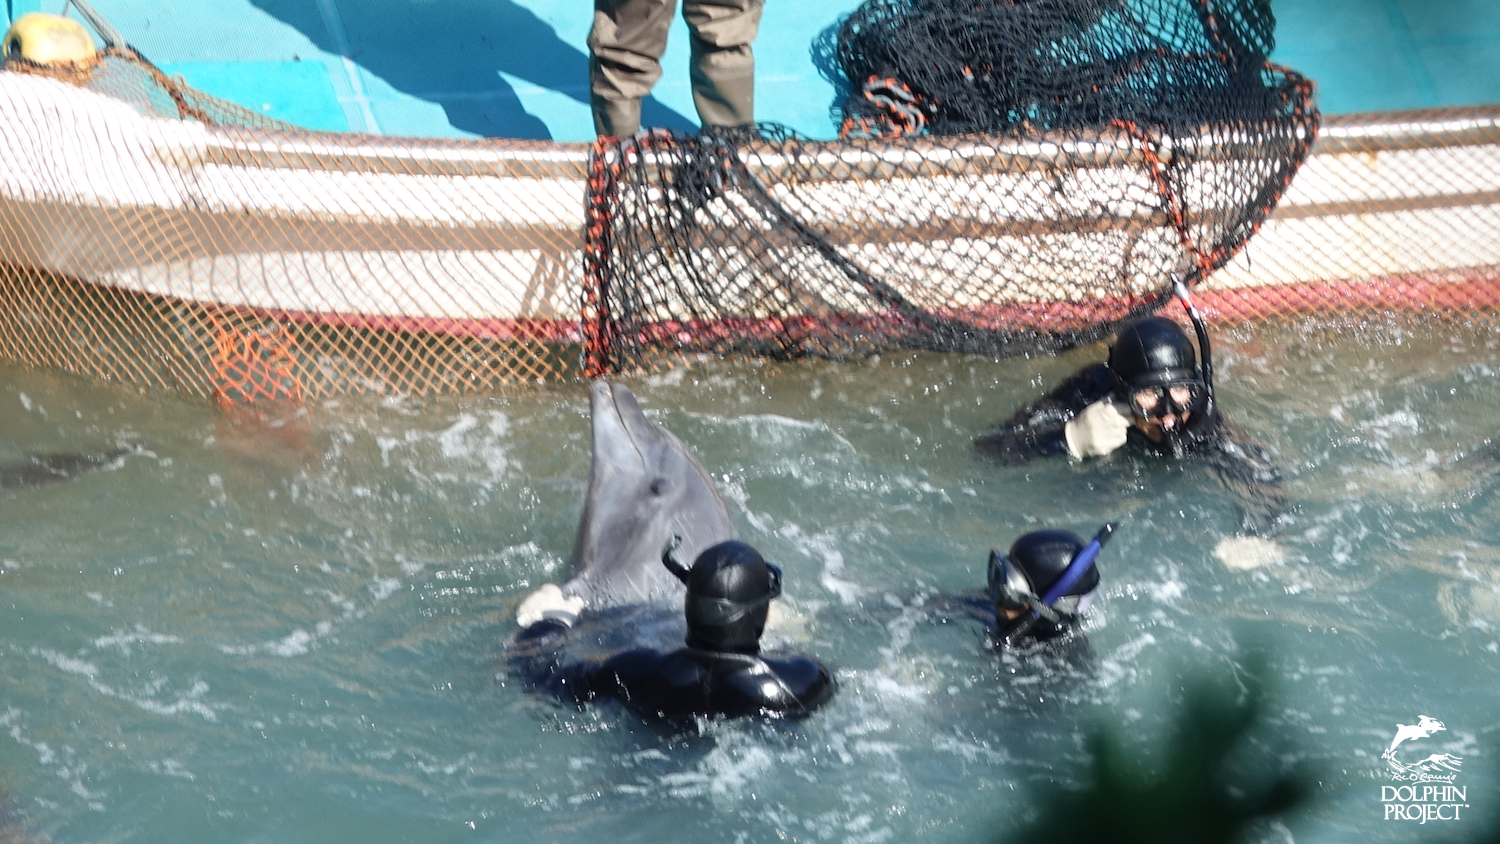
[589,0,676,137]
[683,0,763,128]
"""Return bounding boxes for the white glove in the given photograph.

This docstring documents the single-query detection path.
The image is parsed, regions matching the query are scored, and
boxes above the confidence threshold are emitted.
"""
[1064,399,1132,459]
[516,584,585,628]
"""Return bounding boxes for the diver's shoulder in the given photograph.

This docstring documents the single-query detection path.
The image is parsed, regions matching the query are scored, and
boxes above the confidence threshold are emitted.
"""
[1062,363,1115,395]
[761,654,832,685]
[1075,361,1114,381]
[1026,363,1114,412]
[765,654,836,704]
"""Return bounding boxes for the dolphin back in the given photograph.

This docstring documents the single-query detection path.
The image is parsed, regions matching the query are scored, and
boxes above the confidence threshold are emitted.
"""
[566,383,735,609]
[0,449,127,491]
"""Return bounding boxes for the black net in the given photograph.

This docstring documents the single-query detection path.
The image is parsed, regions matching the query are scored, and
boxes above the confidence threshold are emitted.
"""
[835,0,1284,137]
[581,0,1316,376]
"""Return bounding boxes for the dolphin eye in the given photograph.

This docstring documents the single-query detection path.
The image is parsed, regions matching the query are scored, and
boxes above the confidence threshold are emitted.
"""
[649,478,666,495]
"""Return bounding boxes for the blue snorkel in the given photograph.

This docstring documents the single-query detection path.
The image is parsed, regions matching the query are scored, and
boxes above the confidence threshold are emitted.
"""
[999,522,1118,647]
[1040,522,1116,605]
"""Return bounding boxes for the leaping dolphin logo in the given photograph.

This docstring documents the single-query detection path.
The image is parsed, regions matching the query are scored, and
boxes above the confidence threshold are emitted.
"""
[1384,715,1445,759]
[1382,715,1463,780]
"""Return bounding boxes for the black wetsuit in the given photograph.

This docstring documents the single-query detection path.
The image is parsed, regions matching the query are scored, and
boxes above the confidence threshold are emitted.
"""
[974,363,1287,532]
[512,619,835,721]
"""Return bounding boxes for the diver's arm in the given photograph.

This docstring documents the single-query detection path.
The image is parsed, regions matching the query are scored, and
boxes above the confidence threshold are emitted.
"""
[1202,416,1292,535]
[506,584,590,694]
[506,617,577,697]
[975,364,1115,462]
[932,591,1000,627]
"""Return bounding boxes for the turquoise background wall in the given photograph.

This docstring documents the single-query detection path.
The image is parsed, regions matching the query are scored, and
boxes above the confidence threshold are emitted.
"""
[5,0,1498,138]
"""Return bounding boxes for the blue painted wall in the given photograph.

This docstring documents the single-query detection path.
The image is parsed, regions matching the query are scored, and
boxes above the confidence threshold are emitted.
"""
[6,0,1498,138]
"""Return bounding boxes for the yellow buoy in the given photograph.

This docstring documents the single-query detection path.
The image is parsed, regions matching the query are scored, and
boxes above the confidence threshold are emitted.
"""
[3,13,97,67]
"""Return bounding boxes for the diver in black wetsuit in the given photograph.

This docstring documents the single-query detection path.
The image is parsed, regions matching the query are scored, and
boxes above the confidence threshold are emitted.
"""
[941,526,1111,652]
[989,526,1109,648]
[975,289,1287,533]
[513,540,835,721]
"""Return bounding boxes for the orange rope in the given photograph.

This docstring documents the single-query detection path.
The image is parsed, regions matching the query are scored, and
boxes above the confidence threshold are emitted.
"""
[582,134,625,378]
[840,77,929,140]
[1109,118,1219,284]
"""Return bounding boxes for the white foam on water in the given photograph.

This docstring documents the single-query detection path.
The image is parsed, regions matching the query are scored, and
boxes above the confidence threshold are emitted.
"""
[763,601,811,642]
[641,368,687,387]
[655,741,777,800]
[369,576,403,602]
[35,649,99,678]
[697,411,856,449]
[0,707,56,767]
[146,759,196,780]
[376,410,511,486]
[268,629,315,656]
[931,732,1010,764]
[1360,409,1422,439]
[92,627,183,655]
[1438,578,1500,630]
[438,411,511,478]
[1138,573,1188,602]
[1095,632,1158,689]
[807,532,862,605]
[684,411,859,490]
[33,649,221,722]
[122,680,218,721]
[375,435,402,468]
[222,623,330,658]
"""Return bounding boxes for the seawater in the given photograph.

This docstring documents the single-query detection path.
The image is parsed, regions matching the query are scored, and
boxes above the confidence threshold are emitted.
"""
[1,318,1498,843]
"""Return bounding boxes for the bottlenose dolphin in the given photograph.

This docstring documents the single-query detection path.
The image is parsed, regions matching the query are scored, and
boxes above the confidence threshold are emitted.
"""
[561,381,735,609]
[0,449,127,491]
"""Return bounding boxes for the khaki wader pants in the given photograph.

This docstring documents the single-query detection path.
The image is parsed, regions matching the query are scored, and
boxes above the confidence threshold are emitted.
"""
[588,0,765,136]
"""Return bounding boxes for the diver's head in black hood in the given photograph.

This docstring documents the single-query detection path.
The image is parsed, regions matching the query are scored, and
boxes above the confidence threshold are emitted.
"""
[988,529,1101,645]
[1108,316,1209,445]
[663,540,781,654]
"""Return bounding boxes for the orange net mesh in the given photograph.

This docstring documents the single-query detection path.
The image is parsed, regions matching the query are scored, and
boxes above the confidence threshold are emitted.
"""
[1196,109,1500,321]
[0,48,1494,404]
[0,49,586,400]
